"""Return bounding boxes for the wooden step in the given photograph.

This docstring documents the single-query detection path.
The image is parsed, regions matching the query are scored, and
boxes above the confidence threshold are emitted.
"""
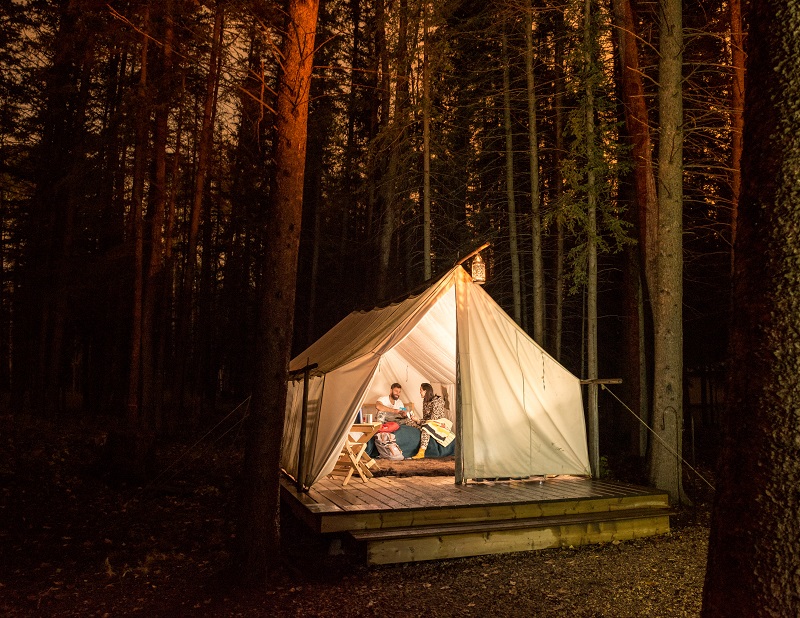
[350,507,673,565]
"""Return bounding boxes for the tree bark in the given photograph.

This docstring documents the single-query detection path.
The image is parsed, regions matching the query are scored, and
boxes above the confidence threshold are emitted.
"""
[728,0,745,274]
[524,0,544,344]
[376,0,403,300]
[127,6,150,428]
[703,2,800,613]
[177,3,224,406]
[553,7,566,362]
[422,0,432,281]
[141,0,174,430]
[648,0,686,503]
[236,0,319,580]
[612,0,652,457]
[612,0,658,293]
[583,0,599,477]
[502,27,522,325]
[339,0,361,282]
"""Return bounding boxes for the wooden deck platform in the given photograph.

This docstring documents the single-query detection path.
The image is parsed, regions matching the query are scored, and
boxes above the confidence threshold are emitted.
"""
[281,474,672,565]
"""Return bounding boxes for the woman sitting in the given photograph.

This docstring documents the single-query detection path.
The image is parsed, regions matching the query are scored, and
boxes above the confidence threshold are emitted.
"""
[409,382,446,459]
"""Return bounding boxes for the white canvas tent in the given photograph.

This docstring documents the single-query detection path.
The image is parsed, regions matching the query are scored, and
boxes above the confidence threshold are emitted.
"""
[281,266,590,488]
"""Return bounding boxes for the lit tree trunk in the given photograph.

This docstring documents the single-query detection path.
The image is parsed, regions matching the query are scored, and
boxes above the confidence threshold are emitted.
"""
[612,0,654,456]
[422,0,432,281]
[502,27,522,325]
[649,0,687,503]
[524,0,543,343]
[729,0,745,274]
[583,0,599,477]
[236,0,319,579]
[703,2,800,612]
[612,0,657,293]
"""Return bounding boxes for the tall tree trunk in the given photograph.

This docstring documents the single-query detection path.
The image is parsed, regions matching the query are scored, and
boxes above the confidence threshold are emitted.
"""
[378,0,411,298]
[583,0,599,477]
[364,0,387,282]
[339,0,361,282]
[375,0,396,299]
[502,27,522,325]
[703,2,800,612]
[524,0,543,344]
[141,0,174,431]
[236,0,319,580]
[553,7,566,362]
[161,83,183,432]
[728,0,744,274]
[18,2,92,417]
[612,0,653,456]
[422,0,432,281]
[612,0,658,293]
[127,7,150,428]
[178,4,223,408]
[649,0,687,503]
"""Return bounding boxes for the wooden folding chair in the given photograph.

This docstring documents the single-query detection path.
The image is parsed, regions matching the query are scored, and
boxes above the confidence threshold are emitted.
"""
[330,422,382,486]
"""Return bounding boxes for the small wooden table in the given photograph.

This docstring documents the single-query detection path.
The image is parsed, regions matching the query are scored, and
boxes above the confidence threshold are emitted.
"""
[330,422,382,486]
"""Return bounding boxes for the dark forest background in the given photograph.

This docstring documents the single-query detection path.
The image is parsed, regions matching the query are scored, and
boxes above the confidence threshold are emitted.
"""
[0,0,734,464]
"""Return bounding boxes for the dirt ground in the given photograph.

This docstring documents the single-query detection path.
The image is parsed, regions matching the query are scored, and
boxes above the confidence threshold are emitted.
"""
[0,416,712,617]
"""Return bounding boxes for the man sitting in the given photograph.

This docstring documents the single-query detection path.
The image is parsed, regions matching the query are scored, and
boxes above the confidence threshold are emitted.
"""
[375,383,412,424]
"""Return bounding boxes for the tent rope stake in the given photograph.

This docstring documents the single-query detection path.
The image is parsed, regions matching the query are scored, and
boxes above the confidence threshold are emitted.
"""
[600,384,715,491]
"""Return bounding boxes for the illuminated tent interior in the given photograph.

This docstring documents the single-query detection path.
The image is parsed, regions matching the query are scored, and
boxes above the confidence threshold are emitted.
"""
[281,266,590,488]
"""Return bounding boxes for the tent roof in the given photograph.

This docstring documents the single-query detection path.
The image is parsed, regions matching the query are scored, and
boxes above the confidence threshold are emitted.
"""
[289,268,460,376]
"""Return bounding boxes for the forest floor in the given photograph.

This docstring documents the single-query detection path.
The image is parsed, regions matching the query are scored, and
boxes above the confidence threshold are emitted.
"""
[1,414,714,617]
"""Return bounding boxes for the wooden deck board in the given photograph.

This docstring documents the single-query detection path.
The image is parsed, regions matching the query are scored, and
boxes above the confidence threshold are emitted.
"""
[282,474,667,520]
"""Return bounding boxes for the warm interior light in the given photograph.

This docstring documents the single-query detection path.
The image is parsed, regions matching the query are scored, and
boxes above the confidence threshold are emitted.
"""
[471,253,486,284]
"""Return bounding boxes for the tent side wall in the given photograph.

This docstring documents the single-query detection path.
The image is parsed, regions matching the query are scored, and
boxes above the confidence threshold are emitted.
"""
[457,271,591,479]
[282,355,381,488]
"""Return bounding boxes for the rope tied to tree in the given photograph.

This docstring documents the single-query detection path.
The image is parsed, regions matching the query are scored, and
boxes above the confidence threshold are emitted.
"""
[600,384,716,491]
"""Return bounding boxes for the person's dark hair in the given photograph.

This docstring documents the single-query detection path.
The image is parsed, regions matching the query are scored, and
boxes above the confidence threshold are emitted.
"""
[391,382,402,390]
[421,383,435,403]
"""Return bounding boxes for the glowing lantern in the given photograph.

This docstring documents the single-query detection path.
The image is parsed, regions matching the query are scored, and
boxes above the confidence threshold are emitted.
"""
[471,253,486,284]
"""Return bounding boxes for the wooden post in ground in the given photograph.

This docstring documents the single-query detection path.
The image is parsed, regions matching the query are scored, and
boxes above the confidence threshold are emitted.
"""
[580,378,623,476]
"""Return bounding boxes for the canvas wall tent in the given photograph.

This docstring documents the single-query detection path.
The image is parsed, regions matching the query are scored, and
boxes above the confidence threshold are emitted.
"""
[281,266,590,488]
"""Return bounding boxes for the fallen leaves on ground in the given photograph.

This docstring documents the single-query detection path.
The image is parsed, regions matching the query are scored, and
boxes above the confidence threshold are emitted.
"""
[0,416,713,617]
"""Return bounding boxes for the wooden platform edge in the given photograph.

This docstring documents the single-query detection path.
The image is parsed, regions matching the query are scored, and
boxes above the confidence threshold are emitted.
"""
[316,493,669,533]
[358,511,674,565]
[350,507,675,542]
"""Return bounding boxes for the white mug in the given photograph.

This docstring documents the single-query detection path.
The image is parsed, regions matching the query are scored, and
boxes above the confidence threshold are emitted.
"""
[363,413,373,423]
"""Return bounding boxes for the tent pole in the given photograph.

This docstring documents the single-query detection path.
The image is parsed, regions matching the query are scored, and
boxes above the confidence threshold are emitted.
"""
[455,337,464,485]
[455,278,465,485]
[293,362,317,492]
[588,383,599,477]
